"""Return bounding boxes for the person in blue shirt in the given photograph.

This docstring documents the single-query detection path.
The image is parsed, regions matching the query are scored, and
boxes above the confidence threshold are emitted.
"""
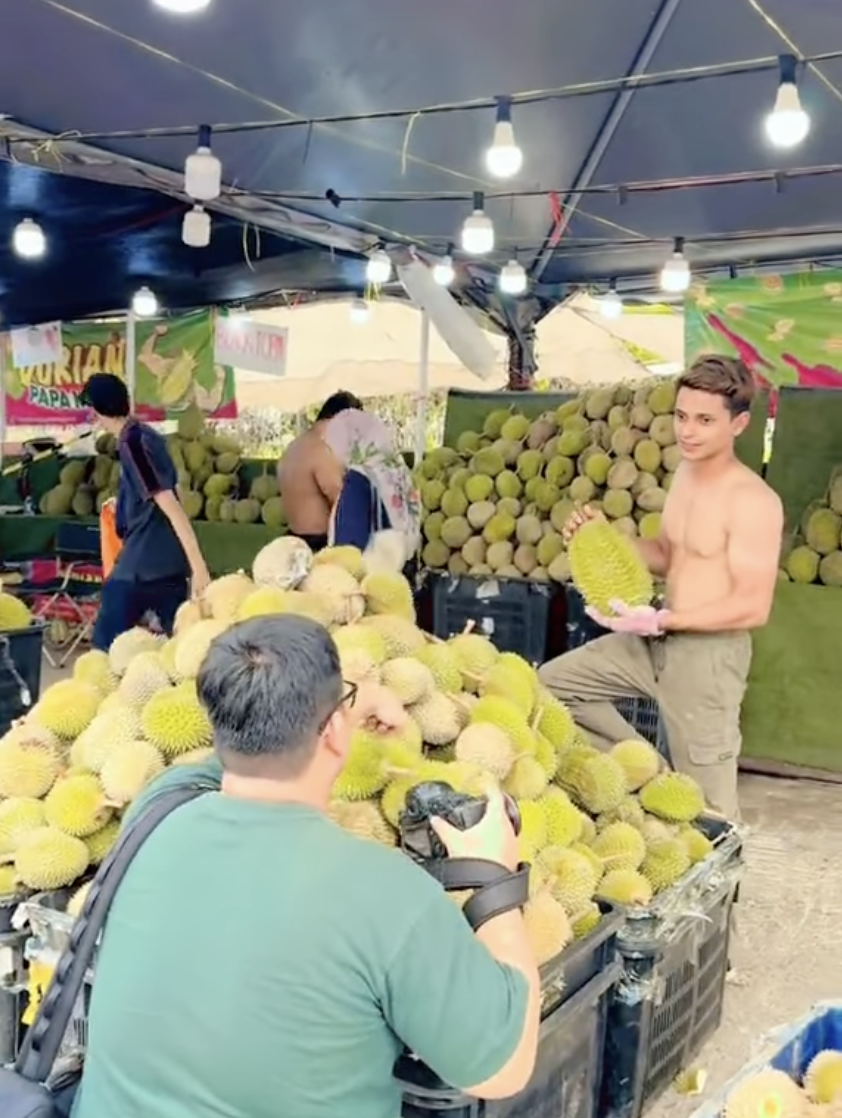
[80,374,211,650]
[323,408,421,569]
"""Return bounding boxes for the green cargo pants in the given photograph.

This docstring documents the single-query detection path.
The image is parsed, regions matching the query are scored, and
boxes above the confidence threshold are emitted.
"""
[538,631,752,820]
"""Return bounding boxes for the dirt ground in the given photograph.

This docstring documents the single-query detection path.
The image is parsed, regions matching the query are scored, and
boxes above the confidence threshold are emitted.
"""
[38,659,842,1113]
[649,772,842,1117]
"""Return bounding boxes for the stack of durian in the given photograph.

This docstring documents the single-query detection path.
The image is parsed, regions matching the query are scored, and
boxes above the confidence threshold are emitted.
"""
[37,403,287,531]
[0,536,715,965]
[723,1053,842,1118]
[781,465,842,587]
[417,378,678,582]
[0,593,37,632]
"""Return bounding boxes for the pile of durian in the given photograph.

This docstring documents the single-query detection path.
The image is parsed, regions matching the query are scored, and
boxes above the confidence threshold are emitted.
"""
[724,1052,842,1118]
[0,534,714,967]
[0,592,36,632]
[781,465,842,587]
[416,378,678,582]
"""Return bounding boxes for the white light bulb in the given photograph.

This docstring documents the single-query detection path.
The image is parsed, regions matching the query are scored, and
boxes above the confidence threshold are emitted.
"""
[185,126,222,201]
[152,0,211,12]
[765,82,810,148]
[660,252,691,294]
[349,298,370,324]
[499,259,527,296]
[600,289,623,319]
[461,209,494,255]
[182,205,211,248]
[366,249,392,285]
[486,120,523,178]
[433,254,455,287]
[13,218,46,260]
[132,286,159,318]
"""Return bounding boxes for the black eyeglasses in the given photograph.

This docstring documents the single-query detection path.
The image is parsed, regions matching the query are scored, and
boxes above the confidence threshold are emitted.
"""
[318,680,358,733]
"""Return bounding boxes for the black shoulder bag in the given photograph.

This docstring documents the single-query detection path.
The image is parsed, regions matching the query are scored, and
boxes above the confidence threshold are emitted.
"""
[0,782,209,1118]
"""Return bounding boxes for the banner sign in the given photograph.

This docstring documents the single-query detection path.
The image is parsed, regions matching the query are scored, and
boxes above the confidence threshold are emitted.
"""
[2,310,238,426]
[685,271,842,392]
[10,321,64,370]
[213,315,288,378]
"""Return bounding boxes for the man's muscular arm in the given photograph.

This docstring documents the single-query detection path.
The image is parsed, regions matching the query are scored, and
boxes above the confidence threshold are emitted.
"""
[661,485,783,633]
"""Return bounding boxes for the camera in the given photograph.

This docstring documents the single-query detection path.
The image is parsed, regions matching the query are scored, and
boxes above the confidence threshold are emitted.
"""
[398,781,521,865]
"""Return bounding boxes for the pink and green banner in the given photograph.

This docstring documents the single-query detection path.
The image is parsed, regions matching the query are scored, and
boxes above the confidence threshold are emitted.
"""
[685,271,842,393]
[2,310,238,426]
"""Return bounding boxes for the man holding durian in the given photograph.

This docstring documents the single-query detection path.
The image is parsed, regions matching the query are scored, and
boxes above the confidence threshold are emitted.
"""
[540,356,783,818]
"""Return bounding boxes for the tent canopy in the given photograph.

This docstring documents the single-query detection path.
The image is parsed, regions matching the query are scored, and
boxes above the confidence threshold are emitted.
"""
[3,0,842,323]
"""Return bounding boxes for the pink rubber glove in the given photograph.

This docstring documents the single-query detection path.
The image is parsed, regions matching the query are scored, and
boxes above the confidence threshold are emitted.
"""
[585,599,670,637]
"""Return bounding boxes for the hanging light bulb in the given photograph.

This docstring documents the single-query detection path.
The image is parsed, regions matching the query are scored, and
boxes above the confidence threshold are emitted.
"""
[765,54,810,148]
[12,218,46,260]
[349,297,370,324]
[460,192,495,255]
[366,248,392,285]
[433,252,455,287]
[132,286,159,318]
[152,0,212,12]
[499,258,527,296]
[600,283,623,319]
[486,97,523,178]
[660,237,691,294]
[185,125,222,201]
[182,205,211,248]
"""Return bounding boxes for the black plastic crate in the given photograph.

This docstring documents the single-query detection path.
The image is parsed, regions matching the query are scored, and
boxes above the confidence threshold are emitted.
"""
[598,818,743,1118]
[0,624,45,738]
[428,573,560,665]
[400,961,622,1118]
[613,697,669,759]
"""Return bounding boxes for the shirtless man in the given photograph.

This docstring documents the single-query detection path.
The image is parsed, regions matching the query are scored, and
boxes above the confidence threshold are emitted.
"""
[277,392,363,550]
[539,356,784,818]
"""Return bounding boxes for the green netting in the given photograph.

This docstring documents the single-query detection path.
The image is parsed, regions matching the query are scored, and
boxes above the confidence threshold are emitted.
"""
[742,581,842,772]
[442,389,576,447]
[765,386,842,528]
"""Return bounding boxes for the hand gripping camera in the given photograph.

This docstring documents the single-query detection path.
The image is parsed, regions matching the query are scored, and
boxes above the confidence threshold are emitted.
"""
[398,781,530,931]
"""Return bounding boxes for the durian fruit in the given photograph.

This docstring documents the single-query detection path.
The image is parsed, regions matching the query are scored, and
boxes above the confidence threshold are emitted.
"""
[678,825,714,864]
[0,591,32,630]
[302,564,366,625]
[804,1052,842,1105]
[0,864,21,896]
[541,787,585,847]
[518,801,549,861]
[597,796,645,830]
[539,846,600,915]
[360,572,415,622]
[522,890,573,966]
[596,868,653,907]
[328,800,395,846]
[410,692,464,747]
[724,1069,805,1118]
[454,723,515,780]
[448,632,499,687]
[32,680,101,739]
[252,536,313,590]
[100,740,166,806]
[0,797,46,854]
[413,644,463,694]
[361,615,426,658]
[141,688,213,758]
[561,752,627,815]
[66,881,92,919]
[535,692,577,751]
[86,819,121,865]
[380,658,435,705]
[609,738,661,791]
[73,649,117,695]
[44,774,113,838]
[14,827,91,890]
[0,730,62,798]
[639,772,705,823]
[174,599,207,633]
[109,627,166,676]
[118,651,172,708]
[504,755,549,801]
[640,837,691,892]
[173,619,229,679]
[313,546,366,578]
[333,729,390,801]
[468,695,535,754]
[203,572,254,623]
[591,821,646,871]
[572,902,602,940]
[71,706,142,773]
[567,518,654,616]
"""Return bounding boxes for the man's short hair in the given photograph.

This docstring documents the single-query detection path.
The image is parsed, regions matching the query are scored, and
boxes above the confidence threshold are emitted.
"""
[196,615,343,777]
[676,355,756,417]
[316,392,363,422]
[79,373,131,418]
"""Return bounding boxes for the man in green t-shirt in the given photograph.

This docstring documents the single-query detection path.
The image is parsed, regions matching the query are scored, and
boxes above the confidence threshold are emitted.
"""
[73,614,540,1118]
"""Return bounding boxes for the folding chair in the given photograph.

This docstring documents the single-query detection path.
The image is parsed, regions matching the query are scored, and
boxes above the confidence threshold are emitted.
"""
[22,521,103,669]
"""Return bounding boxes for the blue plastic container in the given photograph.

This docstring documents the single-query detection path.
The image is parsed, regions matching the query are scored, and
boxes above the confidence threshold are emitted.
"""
[687,1002,842,1118]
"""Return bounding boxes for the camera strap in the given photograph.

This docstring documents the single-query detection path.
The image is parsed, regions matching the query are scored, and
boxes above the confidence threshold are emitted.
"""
[431,857,531,932]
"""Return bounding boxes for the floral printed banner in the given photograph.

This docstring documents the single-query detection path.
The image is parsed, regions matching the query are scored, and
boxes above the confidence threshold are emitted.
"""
[2,310,238,426]
[685,272,842,393]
